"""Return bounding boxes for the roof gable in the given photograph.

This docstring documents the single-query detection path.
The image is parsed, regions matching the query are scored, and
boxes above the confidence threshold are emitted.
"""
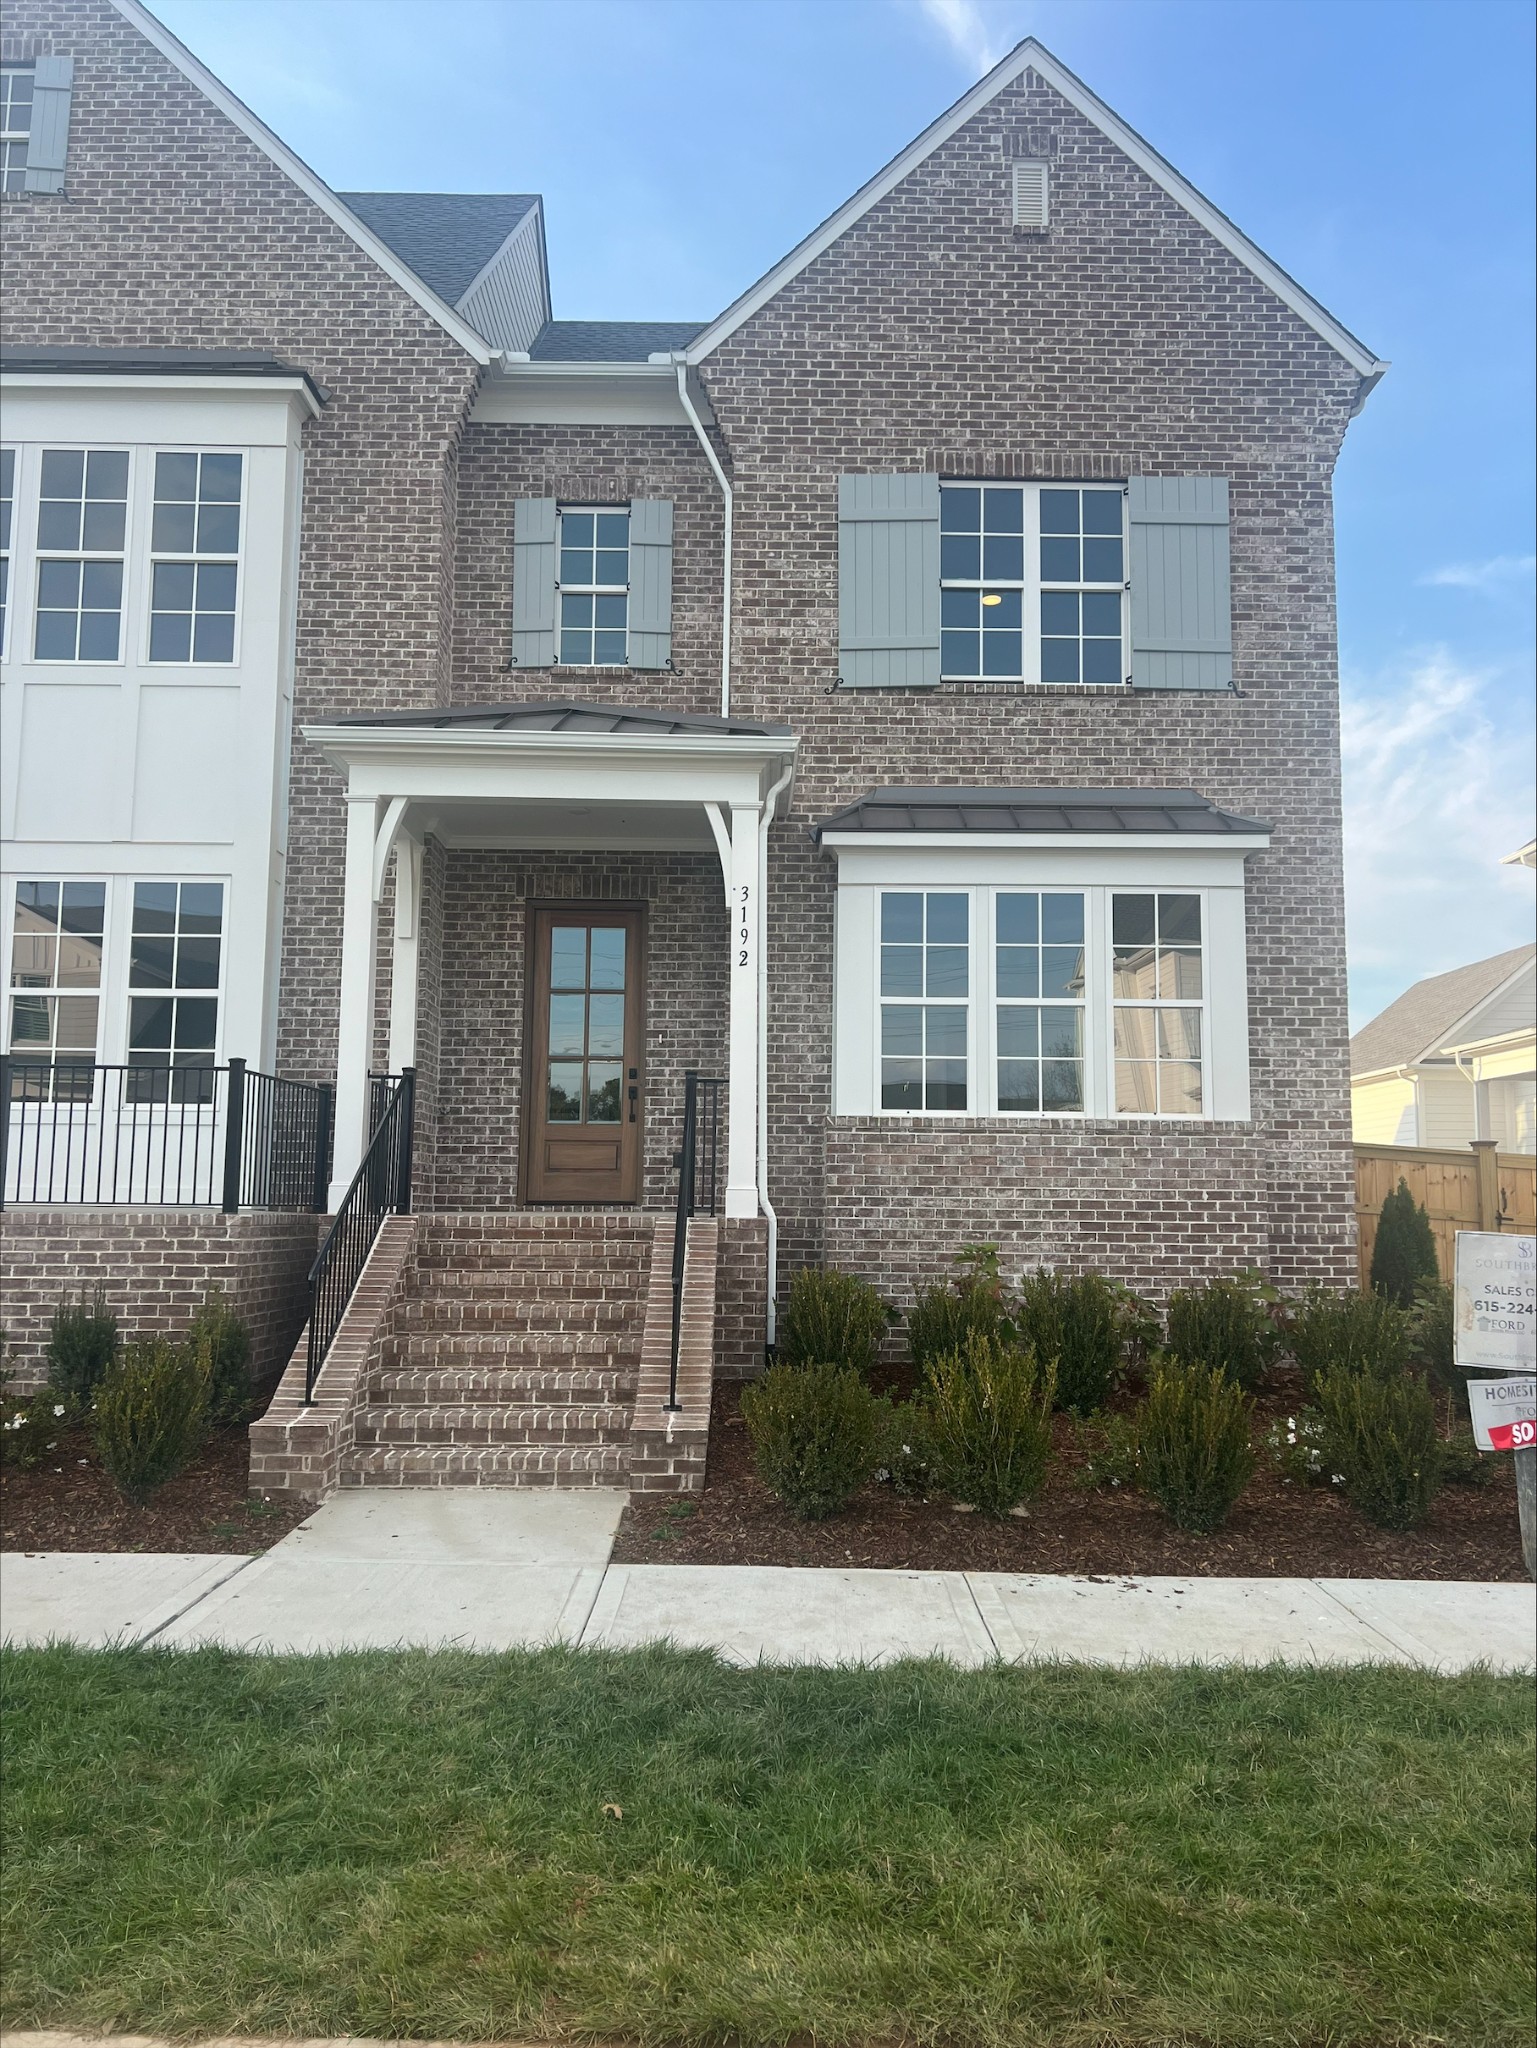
[338,192,538,304]
[1350,945,1537,1076]
[110,0,492,364]
[686,36,1384,393]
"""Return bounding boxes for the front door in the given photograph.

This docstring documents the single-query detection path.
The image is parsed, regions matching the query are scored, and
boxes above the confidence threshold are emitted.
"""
[524,906,644,1203]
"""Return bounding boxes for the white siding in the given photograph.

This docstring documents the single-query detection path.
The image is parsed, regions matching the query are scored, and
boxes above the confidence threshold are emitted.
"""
[1351,1073,1418,1145]
[1489,1073,1537,1154]
[1441,963,1537,1050]
[457,207,549,353]
[1416,1066,1477,1150]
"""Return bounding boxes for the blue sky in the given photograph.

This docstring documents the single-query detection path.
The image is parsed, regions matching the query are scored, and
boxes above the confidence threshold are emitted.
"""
[152,0,1537,1026]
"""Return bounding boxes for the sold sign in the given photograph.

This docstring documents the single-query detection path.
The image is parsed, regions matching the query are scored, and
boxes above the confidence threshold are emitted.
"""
[1467,1377,1537,1454]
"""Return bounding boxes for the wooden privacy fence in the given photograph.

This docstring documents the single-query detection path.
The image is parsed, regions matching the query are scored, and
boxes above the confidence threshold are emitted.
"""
[1355,1140,1537,1287]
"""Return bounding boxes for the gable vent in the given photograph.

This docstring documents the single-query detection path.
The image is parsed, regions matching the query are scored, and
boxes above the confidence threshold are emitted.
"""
[1011,161,1050,230]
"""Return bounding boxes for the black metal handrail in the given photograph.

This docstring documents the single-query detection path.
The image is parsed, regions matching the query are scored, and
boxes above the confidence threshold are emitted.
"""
[667,1071,724,1412]
[305,1068,415,1403]
[0,1055,331,1213]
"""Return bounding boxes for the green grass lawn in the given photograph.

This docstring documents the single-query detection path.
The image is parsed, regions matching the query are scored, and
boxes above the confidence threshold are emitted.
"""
[2,1646,1532,2048]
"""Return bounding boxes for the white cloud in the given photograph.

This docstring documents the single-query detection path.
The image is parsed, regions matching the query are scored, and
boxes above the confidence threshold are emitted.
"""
[914,0,1009,74]
[1341,653,1536,1027]
[1420,554,1537,592]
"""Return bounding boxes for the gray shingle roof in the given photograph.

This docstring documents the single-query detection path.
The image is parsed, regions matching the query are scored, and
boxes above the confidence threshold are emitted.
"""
[816,787,1272,838]
[0,346,327,402]
[529,321,706,362]
[1350,944,1537,1076]
[338,193,538,303]
[330,699,793,739]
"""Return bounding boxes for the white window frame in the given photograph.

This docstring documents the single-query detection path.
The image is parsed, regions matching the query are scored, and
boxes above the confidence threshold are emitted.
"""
[4,874,109,1074]
[124,877,228,1086]
[0,64,32,194]
[143,449,245,668]
[0,443,13,660]
[555,502,630,668]
[832,849,1252,1123]
[992,886,1091,1116]
[939,480,1128,688]
[875,888,974,1114]
[30,443,132,666]
[1107,889,1210,1119]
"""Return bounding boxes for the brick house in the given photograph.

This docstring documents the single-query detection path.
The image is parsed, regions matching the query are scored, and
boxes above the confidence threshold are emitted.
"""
[0,0,1386,1493]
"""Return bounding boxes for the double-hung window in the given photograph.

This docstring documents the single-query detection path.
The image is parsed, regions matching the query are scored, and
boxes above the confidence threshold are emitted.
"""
[557,506,629,666]
[1111,893,1204,1116]
[879,892,970,1110]
[149,452,242,662]
[995,891,1087,1112]
[127,882,224,1101]
[33,449,128,661]
[0,65,32,192]
[939,482,1126,686]
[6,880,105,1094]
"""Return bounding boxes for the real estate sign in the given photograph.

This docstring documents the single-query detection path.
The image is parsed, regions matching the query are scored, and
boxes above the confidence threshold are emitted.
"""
[1454,1231,1536,1374]
[1466,1376,1537,1453]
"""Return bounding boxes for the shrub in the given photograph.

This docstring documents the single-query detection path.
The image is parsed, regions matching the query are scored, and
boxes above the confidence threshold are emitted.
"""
[1284,1285,1414,1392]
[45,1288,119,1408]
[925,1331,1055,1517]
[91,1336,212,1506]
[740,1362,889,1520]
[1164,1273,1280,1390]
[1068,1408,1141,1493]
[1370,1179,1440,1307]
[1437,1429,1489,1488]
[187,1289,255,1426]
[1,1345,71,1473]
[907,1281,1002,1376]
[1264,1407,1329,1487]
[1315,1368,1442,1531]
[1409,1279,1458,1401]
[1014,1268,1137,1415]
[1138,1359,1255,1533]
[778,1267,893,1380]
[881,1402,939,1498]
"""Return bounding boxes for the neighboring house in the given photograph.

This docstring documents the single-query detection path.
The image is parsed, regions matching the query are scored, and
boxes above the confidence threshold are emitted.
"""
[0,1,1389,1488]
[1351,946,1537,1155]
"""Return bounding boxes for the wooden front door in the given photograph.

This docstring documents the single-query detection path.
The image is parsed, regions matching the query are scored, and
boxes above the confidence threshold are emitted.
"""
[524,906,645,1203]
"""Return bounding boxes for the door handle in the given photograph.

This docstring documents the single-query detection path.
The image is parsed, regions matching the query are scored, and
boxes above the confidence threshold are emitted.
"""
[628,1085,639,1123]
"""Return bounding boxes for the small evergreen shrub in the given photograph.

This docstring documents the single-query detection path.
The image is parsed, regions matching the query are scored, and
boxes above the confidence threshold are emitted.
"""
[778,1267,893,1380]
[1409,1279,1458,1401]
[1014,1268,1135,1415]
[907,1282,1002,1376]
[1068,1408,1141,1493]
[1370,1179,1440,1306]
[881,1402,939,1498]
[1437,1429,1489,1488]
[187,1288,255,1426]
[91,1336,212,1506]
[740,1362,889,1520]
[925,1331,1055,1516]
[1164,1273,1280,1390]
[45,1288,119,1408]
[1284,1284,1414,1392]
[1,1346,70,1472]
[1263,1408,1329,1487]
[1315,1367,1442,1531]
[1138,1359,1255,1532]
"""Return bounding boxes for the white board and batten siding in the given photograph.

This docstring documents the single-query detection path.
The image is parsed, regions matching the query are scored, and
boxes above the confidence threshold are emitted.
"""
[0,376,310,1070]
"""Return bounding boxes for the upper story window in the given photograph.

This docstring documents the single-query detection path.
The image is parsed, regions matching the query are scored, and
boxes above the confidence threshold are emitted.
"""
[557,506,629,665]
[0,446,13,652]
[1,446,245,666]
[0,66,33,193]
[940,482,1126,685]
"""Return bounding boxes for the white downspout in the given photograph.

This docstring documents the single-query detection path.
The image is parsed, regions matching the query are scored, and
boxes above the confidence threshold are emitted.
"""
[675,361,732,718]
[757,761,794,1350]
[1453,1051,1487,1141]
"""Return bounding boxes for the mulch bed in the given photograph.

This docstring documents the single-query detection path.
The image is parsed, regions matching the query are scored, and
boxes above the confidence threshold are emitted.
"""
[615,1372,1527,1580]
[1,1422,311,1554]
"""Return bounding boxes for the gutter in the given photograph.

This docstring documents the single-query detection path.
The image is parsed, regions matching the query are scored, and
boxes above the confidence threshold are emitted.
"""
[673,360,733,718]
[1452,1050,1487,1142]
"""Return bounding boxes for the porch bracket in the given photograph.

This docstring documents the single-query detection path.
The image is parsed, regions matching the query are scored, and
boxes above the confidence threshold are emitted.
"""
[704,801,733,906]
[371,795,411,903]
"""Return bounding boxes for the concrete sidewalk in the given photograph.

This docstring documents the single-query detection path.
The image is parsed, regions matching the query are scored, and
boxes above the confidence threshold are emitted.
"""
[3,1492,1533,1669]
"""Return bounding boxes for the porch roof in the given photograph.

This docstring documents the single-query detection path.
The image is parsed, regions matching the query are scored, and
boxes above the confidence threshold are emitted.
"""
[330,700,792,740]
[816,786,1272,840]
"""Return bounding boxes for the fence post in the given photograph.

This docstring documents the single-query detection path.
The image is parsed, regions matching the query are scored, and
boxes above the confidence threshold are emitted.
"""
[221,1059,246,1214]
[397,1067,416,1214]
[312,1083,333,1214]
[1471,1138,1501,1232]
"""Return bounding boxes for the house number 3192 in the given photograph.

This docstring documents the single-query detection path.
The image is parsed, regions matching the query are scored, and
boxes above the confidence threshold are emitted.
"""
[737,884,751,969]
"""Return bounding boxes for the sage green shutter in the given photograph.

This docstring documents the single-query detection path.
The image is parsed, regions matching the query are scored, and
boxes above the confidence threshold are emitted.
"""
[511,497,557,667]
[627,497,673,669]
[1128,477,1232,690]
[838,473,941,687]
[23,55,74,195]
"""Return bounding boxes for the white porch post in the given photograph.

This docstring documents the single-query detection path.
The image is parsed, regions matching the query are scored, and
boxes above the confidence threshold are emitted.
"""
[725,800,761,1218]
[329,793,380,1207]
[388,834,421,1072]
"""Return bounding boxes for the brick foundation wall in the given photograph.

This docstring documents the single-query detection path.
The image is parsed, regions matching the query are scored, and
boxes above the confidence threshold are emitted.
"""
[716,1217,769,1375]
[0,1208,322,1390]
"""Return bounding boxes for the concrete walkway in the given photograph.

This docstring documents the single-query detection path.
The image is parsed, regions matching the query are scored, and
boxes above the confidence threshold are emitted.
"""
[3,1492,1533,1669]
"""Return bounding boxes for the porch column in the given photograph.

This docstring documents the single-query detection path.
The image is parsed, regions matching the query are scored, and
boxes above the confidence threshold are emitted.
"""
[329,793,380,1208]
[388,834,422,1071]
[725,800,761,1218]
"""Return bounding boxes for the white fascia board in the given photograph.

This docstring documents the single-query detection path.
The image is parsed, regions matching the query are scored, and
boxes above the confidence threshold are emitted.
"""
[819,831,1271,853]
[1416,958,1537,1062]
[476,358,703,427]
[1438,1029,1537,1061]
[0,370,322,418]
[303,723,795,761]
[685,35,1384,389]
[109,0,492,366]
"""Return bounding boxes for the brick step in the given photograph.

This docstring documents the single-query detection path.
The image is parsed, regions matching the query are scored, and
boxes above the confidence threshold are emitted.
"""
[340,1442,632,1487]
[369,1365,636,1404]
[393,1297,642,1332]
[353,1401,632,1447]
[385,1327,637,1365]
[411,1243,652,1268]
[403,1277,649,1306]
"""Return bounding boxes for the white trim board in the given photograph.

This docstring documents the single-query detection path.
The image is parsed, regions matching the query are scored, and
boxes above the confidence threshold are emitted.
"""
[685,36,1385,393]
[108,0,492,366]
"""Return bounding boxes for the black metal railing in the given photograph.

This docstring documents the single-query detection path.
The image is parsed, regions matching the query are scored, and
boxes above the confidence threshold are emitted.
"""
[0,1055,332,1213]
[305,1067,415,1403]
[667,1071,724,1412]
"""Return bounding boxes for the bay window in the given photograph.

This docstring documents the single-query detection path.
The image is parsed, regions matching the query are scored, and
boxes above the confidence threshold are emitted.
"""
[879,891,969,1109]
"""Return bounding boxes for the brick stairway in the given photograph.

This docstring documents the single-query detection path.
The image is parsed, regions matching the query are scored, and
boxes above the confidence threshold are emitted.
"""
[340,1214,655,1487]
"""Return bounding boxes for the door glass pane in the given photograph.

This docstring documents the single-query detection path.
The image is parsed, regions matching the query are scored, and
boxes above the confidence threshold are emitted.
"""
[548,993,585,1057]
[587,1063,622,1122]
[589,927,626,989]
[547,1062,583,1120]
[588,993,625,1057]
[550,927,587,989]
